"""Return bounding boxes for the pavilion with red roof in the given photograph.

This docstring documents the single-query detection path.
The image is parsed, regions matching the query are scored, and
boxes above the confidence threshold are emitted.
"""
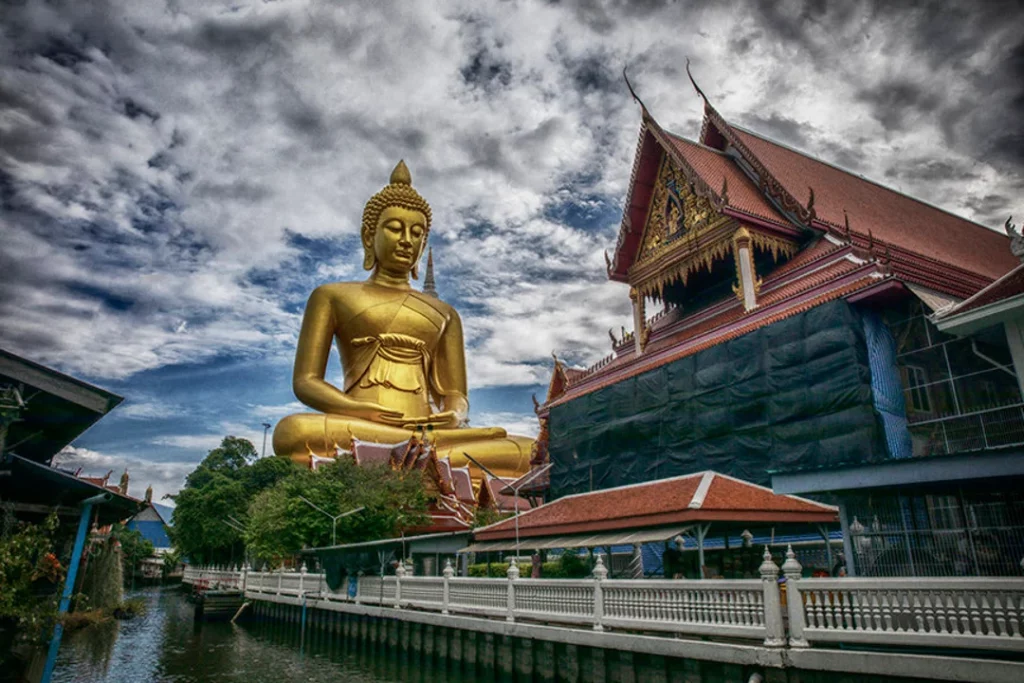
[467,471,838,577]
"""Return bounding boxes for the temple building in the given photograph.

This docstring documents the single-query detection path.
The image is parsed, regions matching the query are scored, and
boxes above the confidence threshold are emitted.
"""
[535,87,1024,577]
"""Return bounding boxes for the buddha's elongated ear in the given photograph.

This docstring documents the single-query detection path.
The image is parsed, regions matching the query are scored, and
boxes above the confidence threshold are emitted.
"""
[362,228,376,271]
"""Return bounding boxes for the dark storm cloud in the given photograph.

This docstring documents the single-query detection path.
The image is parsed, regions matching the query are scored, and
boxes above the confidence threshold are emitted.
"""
[883,158,979,184]
[461,47,514,90]
[964,193,1013,223]
[980,37,1024,168]
[855,80,942,132]
[739,113,809,148]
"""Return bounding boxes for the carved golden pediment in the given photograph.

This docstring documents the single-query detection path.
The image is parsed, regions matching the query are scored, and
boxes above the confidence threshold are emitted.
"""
[629,154,799,301]
[637,154,730,263]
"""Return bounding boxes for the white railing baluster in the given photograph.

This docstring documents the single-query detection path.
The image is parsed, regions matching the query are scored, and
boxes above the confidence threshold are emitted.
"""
[506,557,519,622]
[592,554,607,632]
[760,547,785,647]
[782,546,808,648]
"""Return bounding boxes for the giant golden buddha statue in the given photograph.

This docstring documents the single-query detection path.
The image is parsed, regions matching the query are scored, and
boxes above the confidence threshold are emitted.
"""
[273,161,532,483]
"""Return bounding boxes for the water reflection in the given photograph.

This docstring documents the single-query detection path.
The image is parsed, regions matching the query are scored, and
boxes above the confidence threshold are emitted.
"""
[50,587,472,683]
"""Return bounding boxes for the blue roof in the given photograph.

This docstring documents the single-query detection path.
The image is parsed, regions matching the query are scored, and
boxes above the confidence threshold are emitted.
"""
[126,519,172,549]
[152,502,175,527]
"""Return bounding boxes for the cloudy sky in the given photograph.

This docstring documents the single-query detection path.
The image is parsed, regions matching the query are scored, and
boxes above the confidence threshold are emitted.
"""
[2,0,1022,502]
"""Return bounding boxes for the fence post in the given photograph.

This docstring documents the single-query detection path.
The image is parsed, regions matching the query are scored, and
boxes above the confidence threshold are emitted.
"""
[277,566,283,597]
[299,562,307,597]
[395,561,406,609]
[759,547,785,647]
[782,545,809,647]
[355,571,363,605]
[592,553,608,632]
[241,561,249,594]
[442,559,454,615]
[506,557,519,622]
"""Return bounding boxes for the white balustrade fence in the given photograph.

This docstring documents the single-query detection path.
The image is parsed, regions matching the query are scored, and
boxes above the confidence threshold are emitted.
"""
[182,548,1024,654]
[788,576,1024,651]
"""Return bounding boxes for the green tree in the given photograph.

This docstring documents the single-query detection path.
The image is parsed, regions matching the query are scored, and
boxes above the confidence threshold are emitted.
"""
[160,548,182,580]
[182,436,258,490]
[110,524,154,582]
[168,471,249,565]
[245,458,430,566]
[169,437,301,565]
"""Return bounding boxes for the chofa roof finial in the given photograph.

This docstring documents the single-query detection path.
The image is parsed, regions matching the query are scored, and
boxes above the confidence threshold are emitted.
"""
[1007,215,1024,263]
[686,58,707,102]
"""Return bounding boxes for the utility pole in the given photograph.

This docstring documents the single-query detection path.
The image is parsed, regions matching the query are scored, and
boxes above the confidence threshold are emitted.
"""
[462,453,552,554]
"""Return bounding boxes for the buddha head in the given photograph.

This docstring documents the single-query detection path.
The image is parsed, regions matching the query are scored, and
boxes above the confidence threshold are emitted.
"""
[361,160,433,278]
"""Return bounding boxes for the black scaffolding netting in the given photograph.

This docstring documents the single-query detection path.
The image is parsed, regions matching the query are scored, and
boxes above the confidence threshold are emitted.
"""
[548,300,887,499]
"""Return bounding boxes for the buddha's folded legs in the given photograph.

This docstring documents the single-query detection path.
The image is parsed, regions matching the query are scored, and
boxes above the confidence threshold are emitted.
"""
[273,413,532,479]
[435,436,533,480]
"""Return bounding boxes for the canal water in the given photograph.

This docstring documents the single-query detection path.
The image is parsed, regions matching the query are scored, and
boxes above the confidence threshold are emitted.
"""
[49,586,471,683]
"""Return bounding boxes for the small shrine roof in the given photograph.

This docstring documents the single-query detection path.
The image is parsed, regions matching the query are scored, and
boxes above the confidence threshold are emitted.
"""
[473,471,837,540]
[477,473,531,513]
[939,263,1024,317]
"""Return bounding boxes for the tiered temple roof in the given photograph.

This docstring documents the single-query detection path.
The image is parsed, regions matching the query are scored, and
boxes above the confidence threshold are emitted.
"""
[543,90,1016,413]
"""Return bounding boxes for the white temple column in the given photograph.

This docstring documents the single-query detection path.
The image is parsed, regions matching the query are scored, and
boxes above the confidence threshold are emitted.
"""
[630,287,646,356]
[733,227,758,312]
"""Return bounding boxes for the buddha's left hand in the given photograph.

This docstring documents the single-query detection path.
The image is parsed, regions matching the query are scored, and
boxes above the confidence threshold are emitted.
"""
[395,410,460,429]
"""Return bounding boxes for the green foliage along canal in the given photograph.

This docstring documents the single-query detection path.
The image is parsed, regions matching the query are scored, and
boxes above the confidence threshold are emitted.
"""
[49,586,471,683]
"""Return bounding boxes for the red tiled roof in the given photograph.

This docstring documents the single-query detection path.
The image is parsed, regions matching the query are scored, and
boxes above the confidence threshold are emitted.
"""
[756,258,861,308]
[450,464,475,505]
[474,472,837,540]
[759,237,846,282]
[940,263,1024,316]
[351,439,399,468]
[477,474,531,513]
[730,127,1016,281]
[549,272,879,408]
[666,134,788,227]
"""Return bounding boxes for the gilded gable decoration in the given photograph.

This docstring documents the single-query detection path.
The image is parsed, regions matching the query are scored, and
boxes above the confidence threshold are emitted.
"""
[628,152,798,301]
[637,154,728,262]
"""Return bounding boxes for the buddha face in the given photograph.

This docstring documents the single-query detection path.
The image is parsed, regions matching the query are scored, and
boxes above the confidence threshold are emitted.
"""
[373,206,427,275]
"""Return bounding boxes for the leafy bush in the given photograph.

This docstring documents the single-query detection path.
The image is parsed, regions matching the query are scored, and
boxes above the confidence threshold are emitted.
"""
[0,512,62,645]
[467,562,508,577]
[556,551,591,578]
[112,598,146,619]
[466,558,588,579]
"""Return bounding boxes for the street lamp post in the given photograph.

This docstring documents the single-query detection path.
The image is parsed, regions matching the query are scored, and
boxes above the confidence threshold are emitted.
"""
[261,423,272,458]
[299,497,365,547]
[462,453,552,554]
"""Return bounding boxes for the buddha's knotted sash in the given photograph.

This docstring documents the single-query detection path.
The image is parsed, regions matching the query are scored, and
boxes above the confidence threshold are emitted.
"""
[352,333,432,393]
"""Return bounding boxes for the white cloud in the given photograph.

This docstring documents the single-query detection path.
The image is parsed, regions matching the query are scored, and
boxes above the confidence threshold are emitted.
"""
[473,411,541,438]
[117,399,180,420]
[55,445,194,505]
[247,401,306,421]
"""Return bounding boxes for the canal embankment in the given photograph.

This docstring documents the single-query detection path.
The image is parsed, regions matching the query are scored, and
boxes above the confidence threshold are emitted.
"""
[187,560,1024,683]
